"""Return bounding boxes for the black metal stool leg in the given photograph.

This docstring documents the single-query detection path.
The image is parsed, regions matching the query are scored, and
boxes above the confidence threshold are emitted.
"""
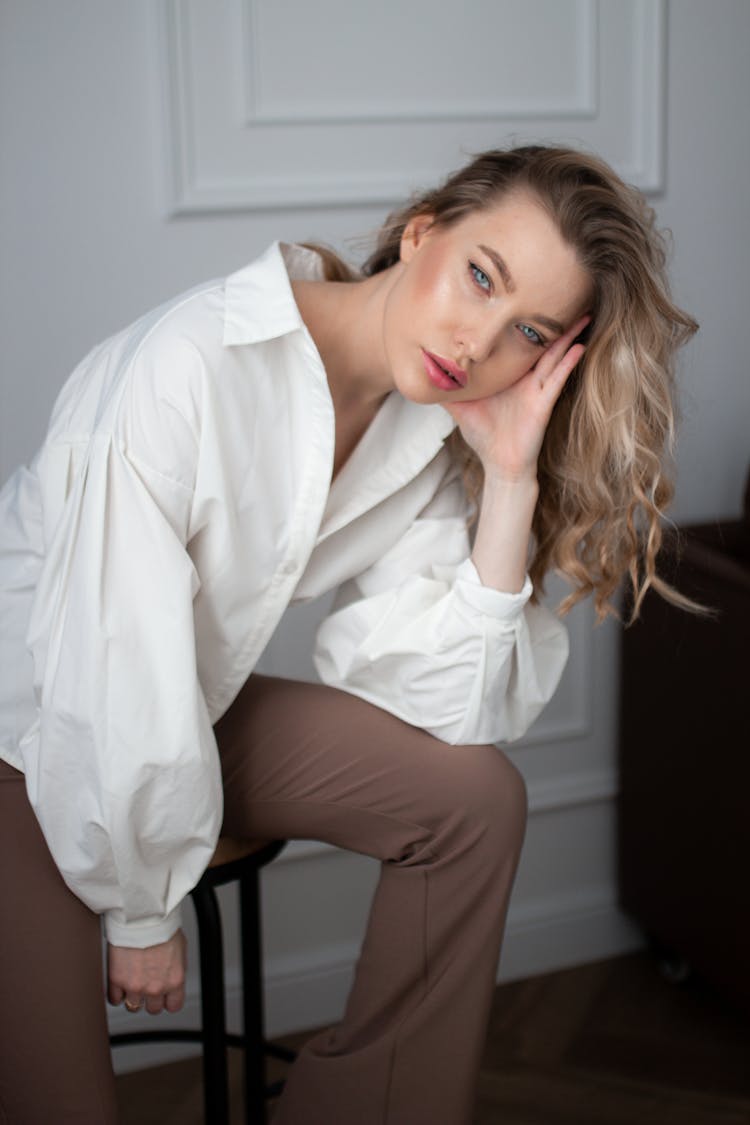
[239,864,267,1125]
[110,841,292,1122]
[192,879,231,1125]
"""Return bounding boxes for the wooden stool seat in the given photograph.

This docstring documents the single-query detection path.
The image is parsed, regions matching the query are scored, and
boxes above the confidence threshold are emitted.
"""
[110,835,292,1124]
[209,836,274,868]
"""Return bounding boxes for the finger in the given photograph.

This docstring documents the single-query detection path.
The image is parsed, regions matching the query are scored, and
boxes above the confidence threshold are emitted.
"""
[563,313,592,346]
[145,993,165,1016]
[539,342,586,403]
[123,993,145,1013]
[164,983,186,1014]
[543,314,590,376]
[535,314,590,377]
[108,981,124,1006]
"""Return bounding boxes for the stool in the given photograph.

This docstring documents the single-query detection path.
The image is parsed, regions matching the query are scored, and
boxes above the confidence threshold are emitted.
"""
[110,837,295,1124]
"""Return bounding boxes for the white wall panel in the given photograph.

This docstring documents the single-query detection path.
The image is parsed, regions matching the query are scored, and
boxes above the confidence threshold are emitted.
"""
[240,0,597,122]
[161,0,665,213]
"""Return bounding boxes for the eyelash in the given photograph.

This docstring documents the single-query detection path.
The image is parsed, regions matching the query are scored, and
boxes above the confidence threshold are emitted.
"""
[517,323,546,347]
[468,261,547,348]
[469,261,491,292]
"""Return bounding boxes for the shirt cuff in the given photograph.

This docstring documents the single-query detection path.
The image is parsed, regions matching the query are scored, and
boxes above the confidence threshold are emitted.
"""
[454,557,533,620]
[104,903,184,948]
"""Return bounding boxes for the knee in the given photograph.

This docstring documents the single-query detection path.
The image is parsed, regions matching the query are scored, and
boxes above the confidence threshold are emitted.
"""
[440,743,528,859]
[472,745,527,843]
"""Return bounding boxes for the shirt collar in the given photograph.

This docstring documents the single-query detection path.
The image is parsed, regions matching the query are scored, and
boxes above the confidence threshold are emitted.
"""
[223,241,324,346]
[318,395,456,538]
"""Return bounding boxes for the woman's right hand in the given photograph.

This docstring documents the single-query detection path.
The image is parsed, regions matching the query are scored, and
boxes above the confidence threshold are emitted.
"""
[443,314,590,485]
[107,929,187,1015]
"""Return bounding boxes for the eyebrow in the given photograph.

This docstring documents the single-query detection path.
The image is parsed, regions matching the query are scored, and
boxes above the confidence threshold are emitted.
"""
[479,244,516,293]
[478,243,565,337]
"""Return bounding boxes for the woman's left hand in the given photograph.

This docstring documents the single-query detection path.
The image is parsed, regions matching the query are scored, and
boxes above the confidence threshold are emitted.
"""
[107,929,188,1016]
[444,315,589,482]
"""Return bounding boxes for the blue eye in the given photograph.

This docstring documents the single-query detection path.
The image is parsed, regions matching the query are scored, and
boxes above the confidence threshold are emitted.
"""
[469,262,491,292]
[518,323,545,347]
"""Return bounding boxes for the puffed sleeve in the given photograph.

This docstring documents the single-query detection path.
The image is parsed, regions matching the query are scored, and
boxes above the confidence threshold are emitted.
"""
[313,473,569,745]
[23,431,223,948]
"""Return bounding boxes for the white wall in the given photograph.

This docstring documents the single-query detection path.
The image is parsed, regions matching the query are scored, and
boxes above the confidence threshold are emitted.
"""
[2,1,748,1071]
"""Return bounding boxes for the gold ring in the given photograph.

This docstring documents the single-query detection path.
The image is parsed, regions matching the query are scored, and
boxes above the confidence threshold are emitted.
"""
[124,998,143,1013]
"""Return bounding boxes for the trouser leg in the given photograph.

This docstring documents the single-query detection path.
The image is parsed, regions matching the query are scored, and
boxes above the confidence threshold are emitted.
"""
[0,760,118,1124]
[215,675,528,1125]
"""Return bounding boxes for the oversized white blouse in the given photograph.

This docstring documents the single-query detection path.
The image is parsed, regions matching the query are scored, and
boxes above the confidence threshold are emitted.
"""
[0,242,568,947]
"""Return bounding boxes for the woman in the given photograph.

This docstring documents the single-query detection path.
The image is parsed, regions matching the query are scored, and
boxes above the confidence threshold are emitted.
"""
[0,145,696,1123]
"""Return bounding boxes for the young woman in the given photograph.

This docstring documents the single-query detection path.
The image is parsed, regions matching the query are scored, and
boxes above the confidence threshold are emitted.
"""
[0,145,696,1124]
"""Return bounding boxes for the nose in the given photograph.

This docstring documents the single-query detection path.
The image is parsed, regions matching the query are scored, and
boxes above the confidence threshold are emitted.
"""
[454,316,499,366]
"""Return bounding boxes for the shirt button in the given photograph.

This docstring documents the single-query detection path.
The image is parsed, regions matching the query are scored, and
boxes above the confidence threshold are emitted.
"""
[281,559,298,576]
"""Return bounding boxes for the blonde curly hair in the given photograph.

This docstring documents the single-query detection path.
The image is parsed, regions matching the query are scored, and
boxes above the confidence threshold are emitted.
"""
[310,145,698,622]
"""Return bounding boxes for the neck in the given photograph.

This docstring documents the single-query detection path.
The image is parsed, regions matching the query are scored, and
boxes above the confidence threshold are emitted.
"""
[291,269,398,409]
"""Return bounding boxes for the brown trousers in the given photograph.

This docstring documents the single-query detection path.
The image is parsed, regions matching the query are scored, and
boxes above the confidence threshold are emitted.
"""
[0,676,527,1125]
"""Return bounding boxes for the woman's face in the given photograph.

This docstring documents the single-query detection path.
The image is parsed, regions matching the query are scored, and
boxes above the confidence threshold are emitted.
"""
[381,191,592,404]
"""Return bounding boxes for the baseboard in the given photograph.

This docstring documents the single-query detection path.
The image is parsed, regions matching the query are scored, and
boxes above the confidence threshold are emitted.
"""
[498,888,644,983]
[110,888,644,1074]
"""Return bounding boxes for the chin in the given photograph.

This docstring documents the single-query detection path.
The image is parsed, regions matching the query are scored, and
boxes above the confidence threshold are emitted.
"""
[395,380,442,406]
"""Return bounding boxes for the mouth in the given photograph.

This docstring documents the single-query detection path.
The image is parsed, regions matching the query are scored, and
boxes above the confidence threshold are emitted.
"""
[421,349,468,391]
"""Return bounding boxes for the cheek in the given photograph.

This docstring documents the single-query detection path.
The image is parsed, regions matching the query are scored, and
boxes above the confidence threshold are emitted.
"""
[422,249,457,308]
[384,244,461,358]
[403,243,457,314]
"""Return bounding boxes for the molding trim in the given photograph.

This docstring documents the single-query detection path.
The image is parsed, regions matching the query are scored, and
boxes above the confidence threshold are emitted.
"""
[525,765,618,814]
[239,0,598,125]
[160,0,666,214]
[159,0,196,221]
[625,0,667,192]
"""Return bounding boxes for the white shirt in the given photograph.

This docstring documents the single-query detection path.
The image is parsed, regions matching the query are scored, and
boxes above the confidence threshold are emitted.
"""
[0,242,568,947]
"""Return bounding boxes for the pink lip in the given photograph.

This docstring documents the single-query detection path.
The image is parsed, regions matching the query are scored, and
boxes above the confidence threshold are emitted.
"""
[421,349,468,390]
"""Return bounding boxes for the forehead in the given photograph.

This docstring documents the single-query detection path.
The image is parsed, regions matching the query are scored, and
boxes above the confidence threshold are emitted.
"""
[454,191,568,260]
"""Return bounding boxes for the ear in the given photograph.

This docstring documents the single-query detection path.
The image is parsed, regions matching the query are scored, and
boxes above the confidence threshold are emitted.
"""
[400,212,435,263]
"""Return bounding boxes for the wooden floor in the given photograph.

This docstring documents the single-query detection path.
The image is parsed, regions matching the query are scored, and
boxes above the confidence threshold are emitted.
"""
[114,951,750,1124]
